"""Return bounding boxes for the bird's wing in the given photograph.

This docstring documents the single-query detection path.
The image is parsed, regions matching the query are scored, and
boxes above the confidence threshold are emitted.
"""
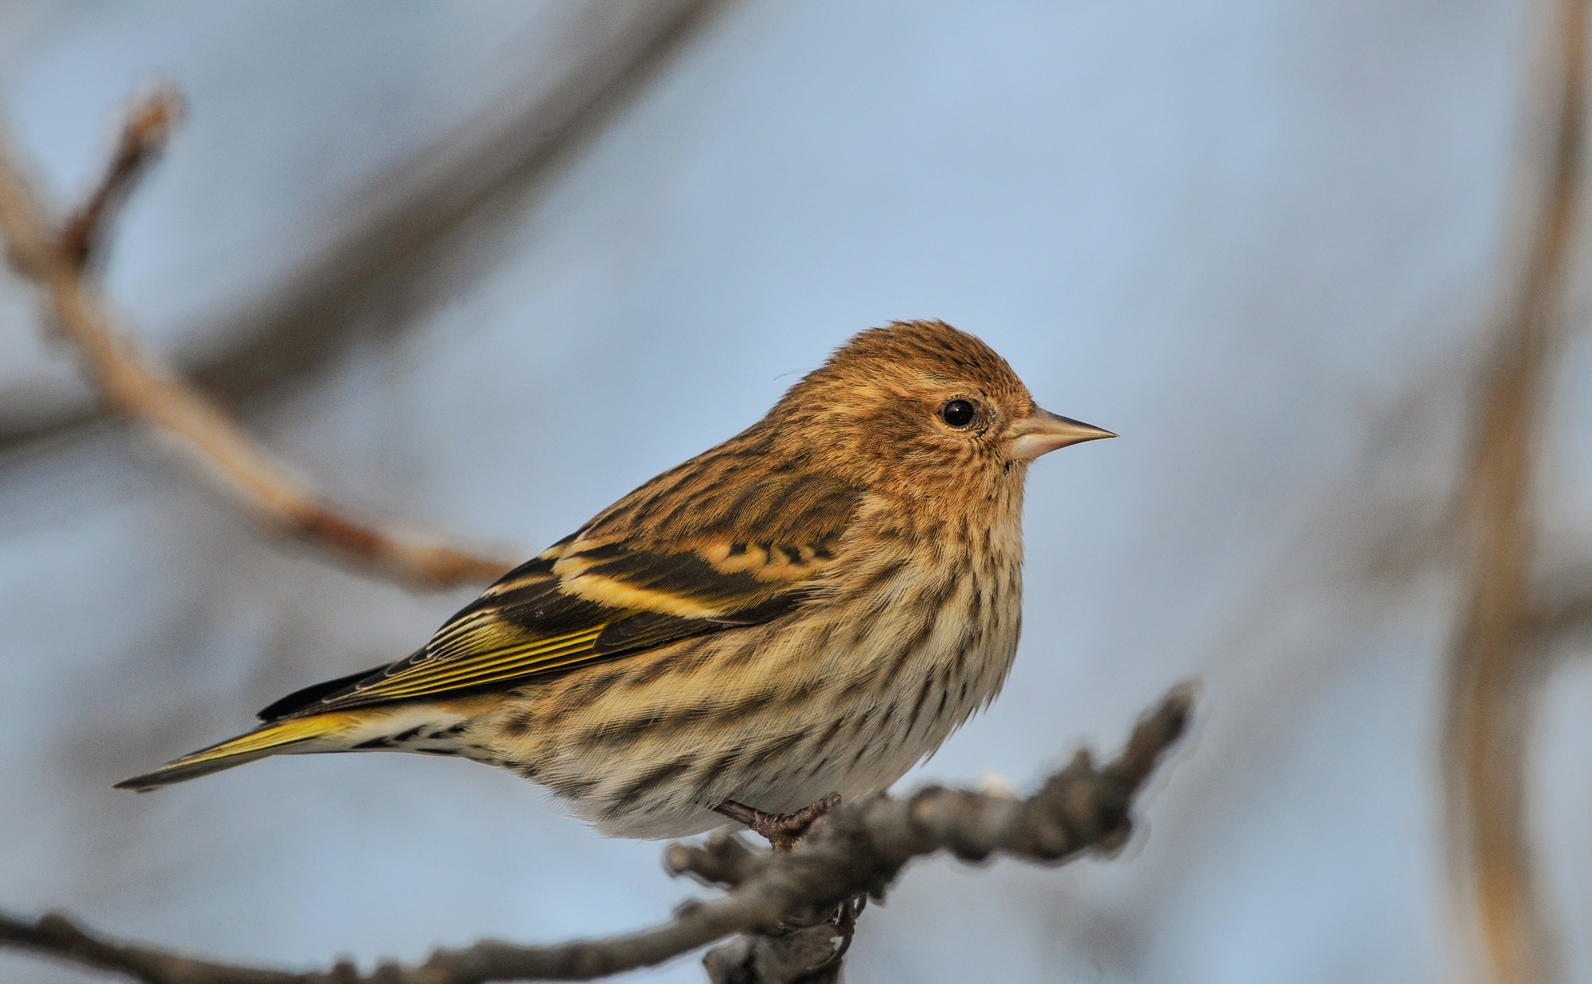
[260,471,861,720]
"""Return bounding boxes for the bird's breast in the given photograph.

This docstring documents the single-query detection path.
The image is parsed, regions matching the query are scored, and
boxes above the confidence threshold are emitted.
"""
[820,510,1025,760]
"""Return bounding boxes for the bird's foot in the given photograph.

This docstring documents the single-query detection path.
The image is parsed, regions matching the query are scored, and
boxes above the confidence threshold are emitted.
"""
[714,792,842,851]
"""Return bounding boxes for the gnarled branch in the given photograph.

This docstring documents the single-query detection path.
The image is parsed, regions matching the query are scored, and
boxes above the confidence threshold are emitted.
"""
[0,686,1193,984]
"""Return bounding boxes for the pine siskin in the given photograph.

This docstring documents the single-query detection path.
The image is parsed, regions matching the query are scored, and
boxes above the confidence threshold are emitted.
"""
[118,320,1113,838]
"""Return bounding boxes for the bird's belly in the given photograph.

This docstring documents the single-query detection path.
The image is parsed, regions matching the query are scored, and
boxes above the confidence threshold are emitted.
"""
[471,569,1022,839]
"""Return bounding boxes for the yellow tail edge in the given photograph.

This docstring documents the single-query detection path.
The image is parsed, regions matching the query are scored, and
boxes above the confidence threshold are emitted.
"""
[115,713,354,792]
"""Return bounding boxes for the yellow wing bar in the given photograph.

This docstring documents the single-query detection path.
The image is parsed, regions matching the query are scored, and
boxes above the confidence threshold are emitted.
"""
[347,626,606,702]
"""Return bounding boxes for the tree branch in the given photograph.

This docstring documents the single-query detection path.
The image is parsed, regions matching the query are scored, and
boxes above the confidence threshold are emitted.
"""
[1441,0,1586,980]
[0,686,1193,984]
[0,100,520,589]
[1529,590,1592,644]
[0,1,723,449]
[57,86,182,269]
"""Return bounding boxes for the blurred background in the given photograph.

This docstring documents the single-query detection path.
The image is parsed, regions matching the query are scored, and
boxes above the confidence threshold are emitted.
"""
[1,1,1588,982]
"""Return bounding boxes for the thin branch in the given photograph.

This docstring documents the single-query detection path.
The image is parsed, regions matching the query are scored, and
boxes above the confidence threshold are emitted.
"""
[0,913,306,984]
[1441,0,1586,981]
[0,106,519,589]
[0,686,1193,984]
[0,0,723,450]
[58,86,182,269]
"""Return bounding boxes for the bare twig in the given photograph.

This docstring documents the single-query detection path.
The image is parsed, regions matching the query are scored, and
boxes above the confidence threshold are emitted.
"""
[0,912,307,984]
[0,686,1192,984]
[58,86,182,268]
[0,108,519,589]
[0,1,723,449]
[1441,0,1586,981]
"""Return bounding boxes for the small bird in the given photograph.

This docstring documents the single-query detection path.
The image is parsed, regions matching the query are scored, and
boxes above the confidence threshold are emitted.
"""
[118,320,1113,838]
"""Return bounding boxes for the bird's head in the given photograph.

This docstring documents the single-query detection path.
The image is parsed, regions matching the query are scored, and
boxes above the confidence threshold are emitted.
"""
[766,320,1113,500]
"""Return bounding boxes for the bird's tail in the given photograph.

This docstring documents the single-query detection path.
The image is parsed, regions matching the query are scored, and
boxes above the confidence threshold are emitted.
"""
[115,713,357,792]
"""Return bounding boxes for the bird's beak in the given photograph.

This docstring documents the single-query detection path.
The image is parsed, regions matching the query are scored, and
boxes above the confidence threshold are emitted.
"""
[1004,405,1116,461]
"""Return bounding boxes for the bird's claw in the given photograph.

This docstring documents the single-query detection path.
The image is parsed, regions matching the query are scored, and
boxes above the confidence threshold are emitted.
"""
[714,792,842,851]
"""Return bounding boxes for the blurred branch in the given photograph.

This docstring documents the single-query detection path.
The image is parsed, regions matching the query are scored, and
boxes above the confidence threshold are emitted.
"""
[58,86,182,269]
[0,0,723,448]
[0,100,518,589]
[1441,0,1586,981]
[1529,589,1592,643]
[0,687,1193,984]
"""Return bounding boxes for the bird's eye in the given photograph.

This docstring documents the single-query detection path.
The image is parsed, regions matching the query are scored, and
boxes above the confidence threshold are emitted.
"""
[939,399,977,428]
